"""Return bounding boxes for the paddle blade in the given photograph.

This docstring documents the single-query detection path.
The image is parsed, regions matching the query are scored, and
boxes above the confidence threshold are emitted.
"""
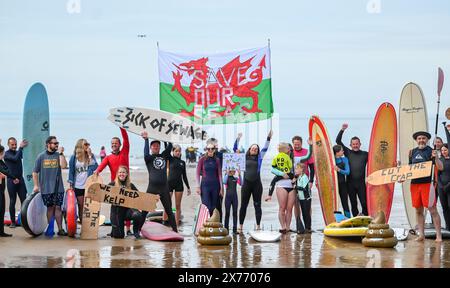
[438,67,444,96]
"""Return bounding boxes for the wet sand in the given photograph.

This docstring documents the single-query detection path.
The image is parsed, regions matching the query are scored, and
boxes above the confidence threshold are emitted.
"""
[1,165,449,268]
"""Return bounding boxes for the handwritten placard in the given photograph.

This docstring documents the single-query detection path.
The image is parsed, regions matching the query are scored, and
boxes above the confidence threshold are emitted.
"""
[367,161,432,185]
[222,153,246,171]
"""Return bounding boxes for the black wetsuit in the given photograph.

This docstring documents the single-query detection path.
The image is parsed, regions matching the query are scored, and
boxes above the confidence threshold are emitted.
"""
[109,182,144,238]
[0,161,16,235]
[440,122,450,230]
[336,130,368,216]
[143,140,177,232]
[4,148,27,223]
[240,155,264,226]
[215,151,223,222]
[168,157,190,192]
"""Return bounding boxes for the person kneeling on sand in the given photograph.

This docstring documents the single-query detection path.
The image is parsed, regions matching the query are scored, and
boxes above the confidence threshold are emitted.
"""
[109,166,143,239]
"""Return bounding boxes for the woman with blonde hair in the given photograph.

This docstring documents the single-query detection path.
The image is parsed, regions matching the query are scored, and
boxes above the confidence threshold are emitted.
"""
[68,139,98,223]
[109,165,143,238]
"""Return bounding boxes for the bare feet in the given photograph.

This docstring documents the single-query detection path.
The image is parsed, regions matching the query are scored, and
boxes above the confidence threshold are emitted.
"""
[436,237,442,242]
[415,236,425,242]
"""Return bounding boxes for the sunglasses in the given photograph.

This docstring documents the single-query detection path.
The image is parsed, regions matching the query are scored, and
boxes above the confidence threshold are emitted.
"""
[207,148,215,151]
[50,142,59,145]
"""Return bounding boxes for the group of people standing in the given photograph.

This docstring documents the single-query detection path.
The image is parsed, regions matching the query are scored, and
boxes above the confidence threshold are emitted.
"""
[2,120,450,242]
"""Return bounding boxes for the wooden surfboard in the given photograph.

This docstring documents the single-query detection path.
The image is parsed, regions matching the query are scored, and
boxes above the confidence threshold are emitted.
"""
[81,174,103,240]
[399,83,428,230]
[108,107,208,144]
[22,83,50,195]
[366,103,398,222]
[66,189,77,237]
[86,183,160,212]
[367,161,432,185]
[309,116,339,225]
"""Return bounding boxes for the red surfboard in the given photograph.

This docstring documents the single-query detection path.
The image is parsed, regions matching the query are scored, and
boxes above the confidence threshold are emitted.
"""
[66,189,77,237]
[366,103,397,222]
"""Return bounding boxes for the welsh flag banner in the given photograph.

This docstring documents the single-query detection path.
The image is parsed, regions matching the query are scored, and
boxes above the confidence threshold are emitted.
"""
[159,46,273,124]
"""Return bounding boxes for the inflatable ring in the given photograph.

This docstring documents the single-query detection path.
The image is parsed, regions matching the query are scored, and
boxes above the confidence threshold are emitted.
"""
[203,222,223,228]
[365,228,395,238]
[199,227,229,237]
[362,237,398,248]
[197,235,232,245]
[368,223,390,230]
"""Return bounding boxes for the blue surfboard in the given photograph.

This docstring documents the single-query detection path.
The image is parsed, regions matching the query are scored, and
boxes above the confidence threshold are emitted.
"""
[22,83,50,195]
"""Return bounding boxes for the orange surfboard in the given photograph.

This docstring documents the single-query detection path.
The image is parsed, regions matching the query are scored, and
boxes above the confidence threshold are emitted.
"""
[366,103,397,222]
[309,116,339,225]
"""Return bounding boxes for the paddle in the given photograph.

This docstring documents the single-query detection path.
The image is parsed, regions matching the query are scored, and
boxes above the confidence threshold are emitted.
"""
[429,68,445,209]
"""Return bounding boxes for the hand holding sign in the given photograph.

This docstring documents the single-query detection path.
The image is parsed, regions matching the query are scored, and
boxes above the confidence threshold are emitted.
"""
[367,161,432,185]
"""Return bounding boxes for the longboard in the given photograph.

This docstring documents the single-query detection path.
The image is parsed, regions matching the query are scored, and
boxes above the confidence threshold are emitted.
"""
[65,189,77,237]
[86,183,160,211]
[249,230,281,242]
[22,83,50,195]
[20,192,48,236]
[193,203,209,236]
[309,116,339,225]
[366,103,397,222]
[81,175,103,240]
[141,221,184,241]
[108,107,208,144]
[399,83,428,230]
[367,161,432,185]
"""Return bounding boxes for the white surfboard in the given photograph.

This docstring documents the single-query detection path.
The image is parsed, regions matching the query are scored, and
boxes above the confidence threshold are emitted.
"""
[399,82,428,230]
[249,230,282,242]
[108,107,208,144]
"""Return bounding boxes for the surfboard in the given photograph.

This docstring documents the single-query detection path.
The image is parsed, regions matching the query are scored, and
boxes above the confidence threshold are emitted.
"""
[323,226,368,237]
[366,102,397,222]
[327,216,372,228]
[140,221,184,241]
[249,230,282,242]
[399,83,428,230]
[66,189,77,237]
[22,83,50,195]
[20,192,48,236]
[193,203,209,236]
[308,116,339,225]
[424,229,450,239]
[108,107,208,144]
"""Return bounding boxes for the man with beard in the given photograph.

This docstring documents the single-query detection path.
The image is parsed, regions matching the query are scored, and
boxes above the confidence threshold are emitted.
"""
[407,131,442,242]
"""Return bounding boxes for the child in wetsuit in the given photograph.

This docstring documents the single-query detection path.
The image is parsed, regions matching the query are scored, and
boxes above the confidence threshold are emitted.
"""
[268,143,294,197]
[223,168,242,234]
[293,163,311,234]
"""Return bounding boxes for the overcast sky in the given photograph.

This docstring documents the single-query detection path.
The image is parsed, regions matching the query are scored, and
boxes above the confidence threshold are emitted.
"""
[1,0,450,118]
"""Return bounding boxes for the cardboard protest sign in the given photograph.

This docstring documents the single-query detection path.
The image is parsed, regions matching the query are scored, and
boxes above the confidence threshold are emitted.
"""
[86,183,160,212]
[222,153,246,171]
[81,174,103,240]
[108,107,208,144]
[367,161,432,185]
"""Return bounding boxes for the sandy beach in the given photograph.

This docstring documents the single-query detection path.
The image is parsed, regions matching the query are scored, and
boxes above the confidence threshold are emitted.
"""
[1,164,449,268]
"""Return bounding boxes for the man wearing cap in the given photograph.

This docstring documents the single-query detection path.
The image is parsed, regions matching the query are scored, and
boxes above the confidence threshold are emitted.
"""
[408,131,442,242]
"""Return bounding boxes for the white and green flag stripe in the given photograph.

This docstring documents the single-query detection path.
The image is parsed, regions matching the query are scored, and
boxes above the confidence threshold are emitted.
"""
[158,46,273,124]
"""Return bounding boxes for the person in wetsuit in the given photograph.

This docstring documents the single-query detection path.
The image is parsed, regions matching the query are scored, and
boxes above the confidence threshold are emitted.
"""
[109,165,143,239]
[140,131,177,232]
[333,144,351,218]
[196,143,223,216]
[4,137,28,227]
[336,123,368,216]
[437,122,450,231]
[167,144,191,225]
[0,145,20,237]
[233,130,272,232]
